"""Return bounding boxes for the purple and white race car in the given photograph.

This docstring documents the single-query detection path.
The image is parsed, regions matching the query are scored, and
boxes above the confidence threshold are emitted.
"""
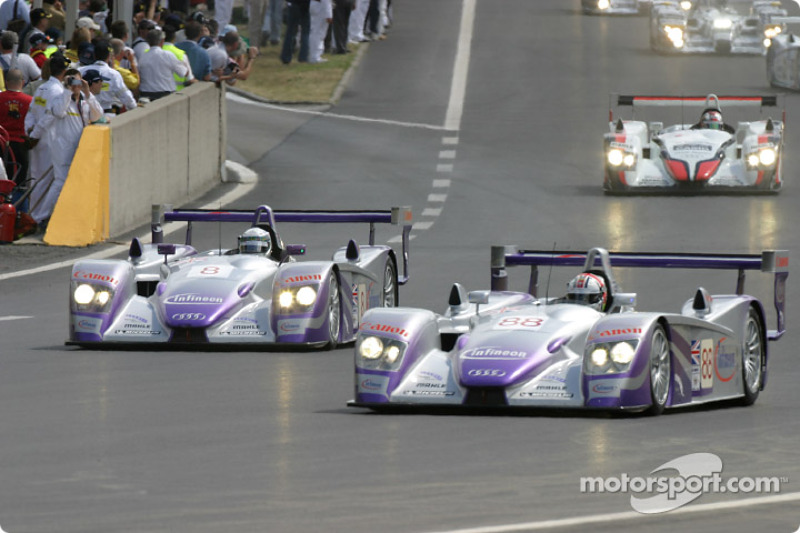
[582,0,648,15]
[349,247,788,414]
[68,205,411,349]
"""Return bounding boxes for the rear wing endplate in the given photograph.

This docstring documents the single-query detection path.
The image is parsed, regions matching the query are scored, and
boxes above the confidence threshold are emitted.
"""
[151,204,413,285]
[490,247,788,341]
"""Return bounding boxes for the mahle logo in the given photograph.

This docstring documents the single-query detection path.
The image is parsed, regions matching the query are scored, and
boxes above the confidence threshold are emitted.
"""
[580,452,786,514]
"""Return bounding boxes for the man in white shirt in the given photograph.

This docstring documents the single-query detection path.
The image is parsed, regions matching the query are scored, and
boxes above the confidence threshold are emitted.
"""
[78,38,136,114]
[0,30,41,84]
[137,28,188,100]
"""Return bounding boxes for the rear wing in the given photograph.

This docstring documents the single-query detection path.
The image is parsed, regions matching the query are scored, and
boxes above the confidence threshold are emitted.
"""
[151,204,413,285]
[490,247,788,340]
[610,93,783,123]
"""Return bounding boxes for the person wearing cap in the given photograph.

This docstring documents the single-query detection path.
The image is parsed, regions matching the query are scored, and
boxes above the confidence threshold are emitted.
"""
[25,53,68,225]
[0,69,32,190]
[0,0,30,33]
[132,18,156,62]
[28,34,51,68]
[35,67,102,226]
[138,28,188,100]
[76,16,101,37]
[21,8,52,54]
[42,0,66,33]
[81,68,108,122]
[0,31,41,84]
[78,39,136,114]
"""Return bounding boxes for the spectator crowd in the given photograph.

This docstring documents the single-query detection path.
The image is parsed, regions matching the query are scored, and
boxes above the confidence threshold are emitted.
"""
[1,0,394,238]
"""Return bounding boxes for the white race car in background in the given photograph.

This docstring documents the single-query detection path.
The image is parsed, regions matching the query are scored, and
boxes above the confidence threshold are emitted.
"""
[582,0,649,14]
[603,94,784,193]
[767,16,800,90]
[650,0,787,53]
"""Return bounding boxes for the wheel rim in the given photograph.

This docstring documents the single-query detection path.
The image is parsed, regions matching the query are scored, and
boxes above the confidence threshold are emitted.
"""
[383,262,396,307]
[328,274,340,342]
[650,329,670,407]
[743,316,763,394]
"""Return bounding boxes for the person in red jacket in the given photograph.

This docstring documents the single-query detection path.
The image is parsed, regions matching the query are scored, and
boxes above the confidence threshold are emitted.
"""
[0,68,33,188]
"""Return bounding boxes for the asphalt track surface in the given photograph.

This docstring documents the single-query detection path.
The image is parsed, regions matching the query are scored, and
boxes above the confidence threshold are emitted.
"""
[2,1,800,532]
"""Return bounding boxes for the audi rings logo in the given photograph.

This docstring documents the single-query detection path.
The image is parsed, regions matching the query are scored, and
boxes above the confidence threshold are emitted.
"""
[467,369,506,377]
[171,313,206,321]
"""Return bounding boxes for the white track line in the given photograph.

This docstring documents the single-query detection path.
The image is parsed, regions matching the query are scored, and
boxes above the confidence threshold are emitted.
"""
[0,316,33,322]
[423,491,800,533]
[444,0,476,131]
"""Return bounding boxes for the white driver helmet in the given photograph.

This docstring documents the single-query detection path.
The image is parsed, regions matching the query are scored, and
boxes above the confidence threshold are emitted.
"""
[566,272,608,311]
[238,227,271,254]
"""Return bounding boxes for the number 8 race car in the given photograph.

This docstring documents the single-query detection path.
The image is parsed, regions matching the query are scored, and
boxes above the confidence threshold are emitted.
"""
[349,246,788,415]
[603,94,784,194]
[68,205,412,349]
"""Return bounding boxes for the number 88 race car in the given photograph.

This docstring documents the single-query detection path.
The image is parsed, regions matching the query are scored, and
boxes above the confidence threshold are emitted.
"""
[349,246,788,415]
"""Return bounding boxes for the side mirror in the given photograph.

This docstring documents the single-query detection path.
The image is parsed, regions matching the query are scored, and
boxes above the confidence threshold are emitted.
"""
[285,244,306,256]
[612,292,637,310]
[468,291,490,305]
[157,243,176,264]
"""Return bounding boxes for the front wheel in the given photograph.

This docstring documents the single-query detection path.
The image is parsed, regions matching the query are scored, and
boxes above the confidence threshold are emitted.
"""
[382,258,398,308]
[741,308,765,406]
[647,325,671,416]
[326,272,341,349]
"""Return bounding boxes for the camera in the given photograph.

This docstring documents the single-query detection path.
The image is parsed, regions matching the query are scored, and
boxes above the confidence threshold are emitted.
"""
[64,76,82,87]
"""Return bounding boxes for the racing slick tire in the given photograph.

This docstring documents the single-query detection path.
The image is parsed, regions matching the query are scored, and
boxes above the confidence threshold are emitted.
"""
[740,307,765,406]
[382,258,398,308]
[646,324,671,416]
[326,272,342,350]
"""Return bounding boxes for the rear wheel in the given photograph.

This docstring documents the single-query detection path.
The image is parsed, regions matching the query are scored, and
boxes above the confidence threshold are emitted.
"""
[326,272,341,349]
[382,259,398,307]
[741,308,765,406]
[647,325,671,416]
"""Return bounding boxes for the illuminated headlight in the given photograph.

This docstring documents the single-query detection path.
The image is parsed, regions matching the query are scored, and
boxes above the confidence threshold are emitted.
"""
[679,0,691,10]
[586,340,640,374]
[278,285,318,310]
[591,347,609,366]
[598,0,610,9]
[356,335,408,370]
[607,148,636,168]
[764,38,772,48]
[296,286,317,306]
[746,147,777,169]
[713,18,732,30]
[610,342,636,365]
[664,26,684,47]
[279,290,294,308]
[71,282,115,313]
[759,147,777,166]
[764,26,781,39]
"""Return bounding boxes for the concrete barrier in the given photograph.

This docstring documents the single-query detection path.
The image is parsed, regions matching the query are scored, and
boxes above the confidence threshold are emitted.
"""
[45,83,226,246]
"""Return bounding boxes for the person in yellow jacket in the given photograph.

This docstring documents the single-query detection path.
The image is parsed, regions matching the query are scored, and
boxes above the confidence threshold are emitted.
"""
[162,25,194,91]
[110,38,139,94]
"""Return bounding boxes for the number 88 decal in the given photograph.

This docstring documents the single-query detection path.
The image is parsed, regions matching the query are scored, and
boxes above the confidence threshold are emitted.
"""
[496,316,546,329]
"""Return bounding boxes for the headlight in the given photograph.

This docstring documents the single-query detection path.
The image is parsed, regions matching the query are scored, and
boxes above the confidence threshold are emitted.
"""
[747,153,760,168]
[607,149,624,167]
[759,148,777,166]
[680,0,691,10]
[296,286,317,306]
[586,340,639,374]
[764,26,781,39]
[591,347,609,366]
[663,26,684,47]
[713,18,732,30]
[356,335,408,370]
[278,285,318,310]
[610,342,636,364]
[359,336,384,360]
[598,0,610,9]
[71,282,115,313]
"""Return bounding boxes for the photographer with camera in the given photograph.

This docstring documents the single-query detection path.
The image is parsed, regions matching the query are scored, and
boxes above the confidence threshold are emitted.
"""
[32,68,101,228]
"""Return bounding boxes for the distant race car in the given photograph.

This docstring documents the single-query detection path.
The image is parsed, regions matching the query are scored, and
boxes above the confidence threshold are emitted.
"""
[650,0,786,54]
[68,205,412,349]
[349,246,788,414]
[603,94,784,193]
[766,17,800,90]
[582,0,648,15]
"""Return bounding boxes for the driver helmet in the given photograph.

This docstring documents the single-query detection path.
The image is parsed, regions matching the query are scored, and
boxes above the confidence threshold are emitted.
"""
[566,272,608,311]
[238,227,271,254]
[700,110,723,130]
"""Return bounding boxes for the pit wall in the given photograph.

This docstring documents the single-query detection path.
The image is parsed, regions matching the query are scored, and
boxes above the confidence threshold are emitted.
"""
[45,82,227,246]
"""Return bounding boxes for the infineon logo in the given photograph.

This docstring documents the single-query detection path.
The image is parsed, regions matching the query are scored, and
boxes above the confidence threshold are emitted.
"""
[165,294,223,304]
